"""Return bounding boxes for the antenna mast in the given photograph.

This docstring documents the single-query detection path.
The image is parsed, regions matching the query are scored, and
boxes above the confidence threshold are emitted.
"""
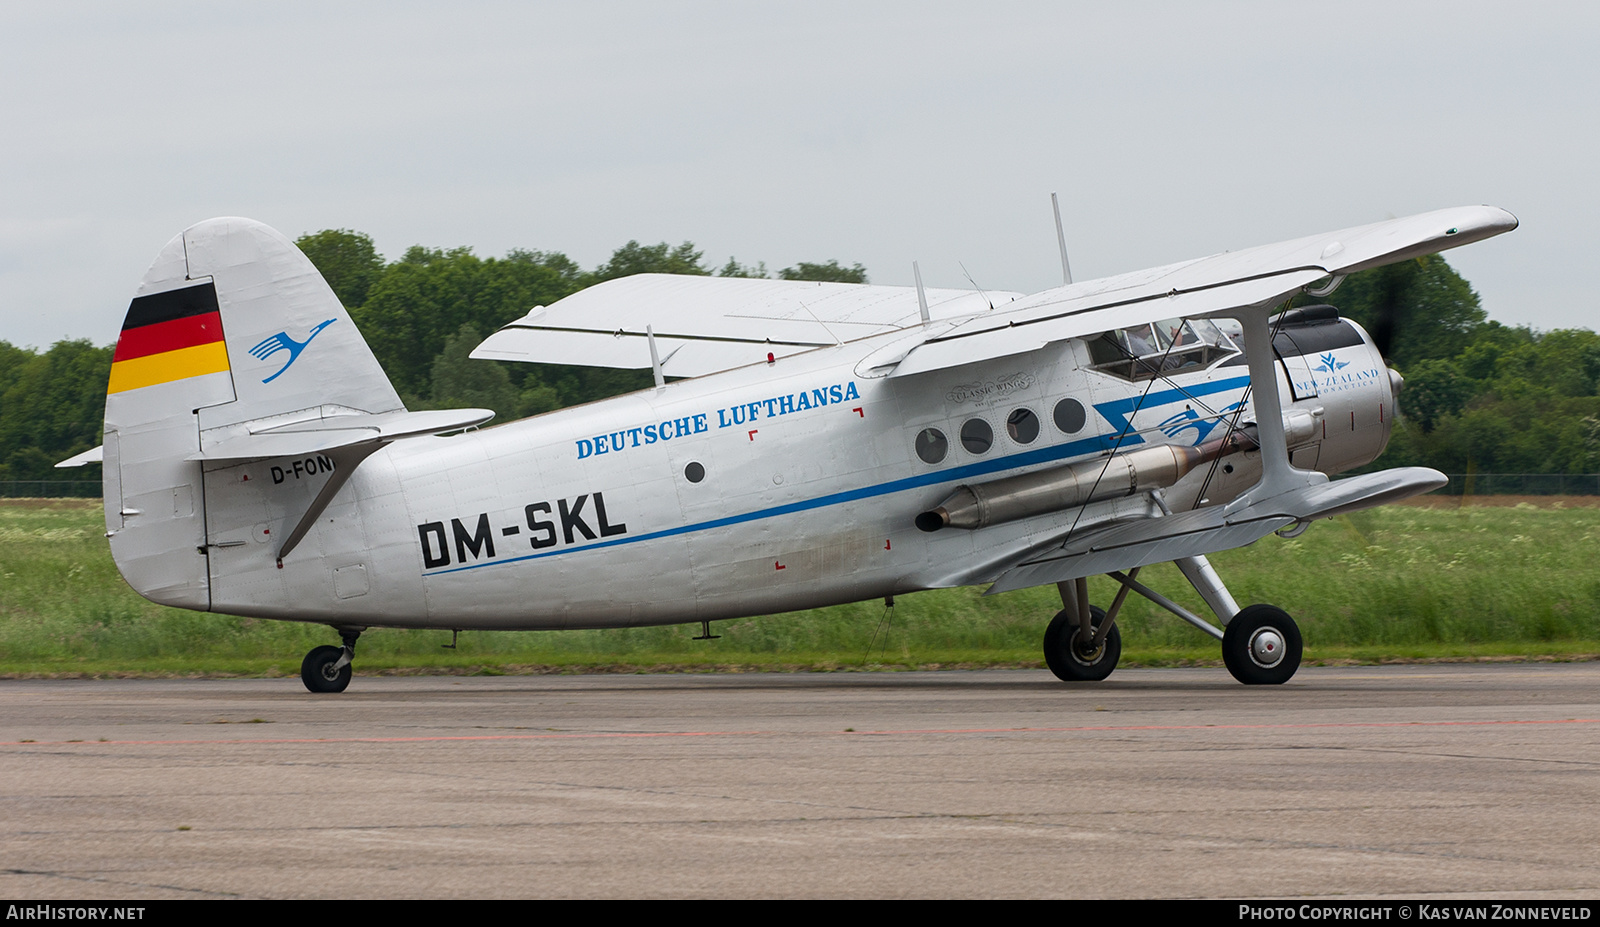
[913,262,931,325]
[1052,193,1073,286]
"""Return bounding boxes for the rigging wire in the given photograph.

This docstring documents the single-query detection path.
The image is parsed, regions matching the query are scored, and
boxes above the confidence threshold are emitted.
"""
[862,598,897,665]
[1059,326,1188,547]
[1190,307,1293,511]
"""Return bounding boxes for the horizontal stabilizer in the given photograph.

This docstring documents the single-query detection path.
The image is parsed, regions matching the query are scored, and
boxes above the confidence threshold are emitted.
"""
[987,467,1447,593]
[55,446,103,468]
[189,408,493,461]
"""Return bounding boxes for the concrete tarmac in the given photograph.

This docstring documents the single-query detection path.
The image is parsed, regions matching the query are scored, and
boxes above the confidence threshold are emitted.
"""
[2,664,1598,899]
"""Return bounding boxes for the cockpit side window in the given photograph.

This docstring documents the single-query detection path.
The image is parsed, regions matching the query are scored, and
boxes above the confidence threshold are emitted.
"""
[1086,317,1241,381]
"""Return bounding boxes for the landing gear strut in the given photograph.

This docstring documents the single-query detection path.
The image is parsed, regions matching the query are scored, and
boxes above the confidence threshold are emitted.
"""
[1043,554,1303,686]
[1043,577,1122,681]
[1043,605,1120,681]
[301,629,361,693]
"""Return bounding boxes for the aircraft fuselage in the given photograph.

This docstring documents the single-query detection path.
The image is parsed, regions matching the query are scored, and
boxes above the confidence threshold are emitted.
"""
[198,319,1390,631]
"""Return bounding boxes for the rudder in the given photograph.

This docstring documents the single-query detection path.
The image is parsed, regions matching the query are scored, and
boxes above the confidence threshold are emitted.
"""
[104,218,405,608]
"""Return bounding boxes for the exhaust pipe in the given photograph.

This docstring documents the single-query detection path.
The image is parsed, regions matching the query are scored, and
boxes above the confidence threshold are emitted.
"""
[916,412,1316,532]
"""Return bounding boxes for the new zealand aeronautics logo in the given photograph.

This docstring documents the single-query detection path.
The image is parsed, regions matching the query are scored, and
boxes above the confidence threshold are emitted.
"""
[1313,352,1349,374]
[250,319,337,383]
[1155,400,1246,444]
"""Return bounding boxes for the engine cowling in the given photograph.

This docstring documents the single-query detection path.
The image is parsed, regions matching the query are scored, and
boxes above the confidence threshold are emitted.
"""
[1268,306,1398,476]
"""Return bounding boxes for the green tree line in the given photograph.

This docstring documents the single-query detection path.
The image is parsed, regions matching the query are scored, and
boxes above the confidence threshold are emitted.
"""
[1287,257,1600,474]
[0,232,868,482]
[1,233,1594,483]
[300,230,868,421]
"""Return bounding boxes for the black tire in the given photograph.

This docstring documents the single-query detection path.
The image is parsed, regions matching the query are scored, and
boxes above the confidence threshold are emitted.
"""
[301,645,352,693]
[1043,606,1121,682]
[1222,604,1303,685]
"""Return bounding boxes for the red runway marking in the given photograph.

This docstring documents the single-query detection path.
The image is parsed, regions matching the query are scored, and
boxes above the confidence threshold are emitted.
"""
[5,718,1596,748]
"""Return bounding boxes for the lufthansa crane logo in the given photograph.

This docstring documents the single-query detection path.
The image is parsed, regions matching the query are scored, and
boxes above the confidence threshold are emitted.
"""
[250,319,337,383]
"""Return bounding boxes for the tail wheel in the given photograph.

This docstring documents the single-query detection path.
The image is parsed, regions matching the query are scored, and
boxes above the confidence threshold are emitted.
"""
[301,645,352,694]
[1222,604,1303,685]
[1043,606,1121,682]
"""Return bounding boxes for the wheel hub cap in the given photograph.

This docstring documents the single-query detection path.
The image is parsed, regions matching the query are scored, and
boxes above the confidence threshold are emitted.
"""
[1249,629,1285,668]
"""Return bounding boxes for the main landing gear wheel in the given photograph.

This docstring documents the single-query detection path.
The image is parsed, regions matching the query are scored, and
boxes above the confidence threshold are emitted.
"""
[301,645,352,694]
[1043,605,1121,682]
[1222,604,1303,685]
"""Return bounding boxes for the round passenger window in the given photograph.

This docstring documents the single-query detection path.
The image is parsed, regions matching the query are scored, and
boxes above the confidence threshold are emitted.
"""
[914,428,947,464]
[960,418,993,455]
[684,461,706,483]
[1006,408,1040,445]
[1053,397,1086,434]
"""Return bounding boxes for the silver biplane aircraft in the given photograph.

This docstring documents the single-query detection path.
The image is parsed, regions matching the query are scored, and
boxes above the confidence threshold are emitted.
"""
[74,205,1516,692]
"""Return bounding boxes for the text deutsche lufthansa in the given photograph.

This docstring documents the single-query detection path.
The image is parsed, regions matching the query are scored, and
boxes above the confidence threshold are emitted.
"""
[575,382,862,459]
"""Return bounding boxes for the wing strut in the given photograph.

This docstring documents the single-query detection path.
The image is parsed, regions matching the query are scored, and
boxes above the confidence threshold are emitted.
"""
[1232,306,1325,505]
[646,325,666,390]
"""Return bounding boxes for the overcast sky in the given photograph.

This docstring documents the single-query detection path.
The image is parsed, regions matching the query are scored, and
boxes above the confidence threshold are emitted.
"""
[2,1,1593,350]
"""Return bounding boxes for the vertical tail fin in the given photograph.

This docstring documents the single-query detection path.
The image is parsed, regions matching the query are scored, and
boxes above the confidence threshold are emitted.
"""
[104,217,404,608]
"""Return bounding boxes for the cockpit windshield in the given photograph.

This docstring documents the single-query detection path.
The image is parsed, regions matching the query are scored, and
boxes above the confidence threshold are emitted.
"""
[1086,317,1241,381]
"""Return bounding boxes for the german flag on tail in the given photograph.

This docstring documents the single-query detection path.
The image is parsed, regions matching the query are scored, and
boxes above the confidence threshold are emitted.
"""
[108,282,231,393]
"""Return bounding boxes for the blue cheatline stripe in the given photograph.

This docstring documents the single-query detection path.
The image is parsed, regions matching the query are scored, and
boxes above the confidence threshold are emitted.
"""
[1091,375,1251,441]
[427,375,1253,577]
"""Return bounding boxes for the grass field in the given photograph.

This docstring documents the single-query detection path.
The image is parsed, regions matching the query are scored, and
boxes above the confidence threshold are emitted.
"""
[2,497,1598,677]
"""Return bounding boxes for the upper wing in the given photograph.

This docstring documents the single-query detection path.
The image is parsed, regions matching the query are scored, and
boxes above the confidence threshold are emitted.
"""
[904,205,1512,591]
[889,204,1518,377]
[473,205,1515,380]
[471,274,1022,377]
